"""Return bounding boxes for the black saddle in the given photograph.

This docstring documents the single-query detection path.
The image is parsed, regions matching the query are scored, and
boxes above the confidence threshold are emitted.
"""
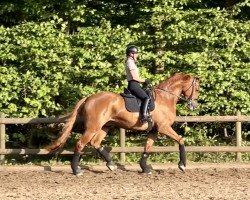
[120,88,155,113]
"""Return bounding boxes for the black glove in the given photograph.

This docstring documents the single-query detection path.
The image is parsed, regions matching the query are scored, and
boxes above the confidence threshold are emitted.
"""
[144,79,151,85]
[143,79,152,88]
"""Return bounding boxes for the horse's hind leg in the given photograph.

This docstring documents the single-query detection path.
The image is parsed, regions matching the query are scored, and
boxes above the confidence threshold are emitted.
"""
[90,127,117,171]
[71,129,98,175]
[140,132,157,174]
[71,127,116,175]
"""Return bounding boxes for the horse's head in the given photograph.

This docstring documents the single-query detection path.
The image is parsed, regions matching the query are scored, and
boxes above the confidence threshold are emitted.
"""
[182,75,200,110]
[156,73,200,110]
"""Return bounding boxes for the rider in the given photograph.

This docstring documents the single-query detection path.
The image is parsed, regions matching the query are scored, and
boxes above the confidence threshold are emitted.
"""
[125,45,151,123]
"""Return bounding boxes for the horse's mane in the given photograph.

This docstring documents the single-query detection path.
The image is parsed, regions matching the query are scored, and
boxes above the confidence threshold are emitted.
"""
[157,73,190,89]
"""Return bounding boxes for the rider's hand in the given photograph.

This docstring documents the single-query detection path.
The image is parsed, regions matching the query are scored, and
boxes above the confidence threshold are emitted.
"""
[143,79,152,88]
[144,79,151,85]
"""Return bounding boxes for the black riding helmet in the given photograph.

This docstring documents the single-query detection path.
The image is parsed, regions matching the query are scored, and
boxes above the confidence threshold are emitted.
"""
[126,45,139,56]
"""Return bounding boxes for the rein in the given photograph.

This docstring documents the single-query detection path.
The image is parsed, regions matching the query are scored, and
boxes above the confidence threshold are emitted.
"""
[154,87,187,101]
[153,77,197,103]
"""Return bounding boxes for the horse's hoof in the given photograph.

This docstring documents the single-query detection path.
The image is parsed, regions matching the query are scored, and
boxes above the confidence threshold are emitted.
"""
[178,164,186,173]
[76,171,83,176]
[141,168,152,175]
[72,166,83,176]
[108,165,117,171]
[141,171,152,175]
[106,162,117,171]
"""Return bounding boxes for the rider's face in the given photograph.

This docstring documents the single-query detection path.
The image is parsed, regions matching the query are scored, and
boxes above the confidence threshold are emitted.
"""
[133,53,139,61]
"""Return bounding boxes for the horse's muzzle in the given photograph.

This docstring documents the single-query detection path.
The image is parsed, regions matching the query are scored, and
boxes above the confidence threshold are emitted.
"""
[187,99,198,111]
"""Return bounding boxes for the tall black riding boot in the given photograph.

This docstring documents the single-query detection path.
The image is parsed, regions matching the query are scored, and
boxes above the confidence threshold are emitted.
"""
[141,97,150,122]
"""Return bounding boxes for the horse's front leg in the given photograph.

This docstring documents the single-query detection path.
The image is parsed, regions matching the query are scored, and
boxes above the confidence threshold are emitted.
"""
[178,142,186,171]
[158,125,186,172]
[140,133,157,174]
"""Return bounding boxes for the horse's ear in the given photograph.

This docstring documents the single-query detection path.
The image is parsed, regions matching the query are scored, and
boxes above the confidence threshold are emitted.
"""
[184,74,192,81]
[194,76,200,81]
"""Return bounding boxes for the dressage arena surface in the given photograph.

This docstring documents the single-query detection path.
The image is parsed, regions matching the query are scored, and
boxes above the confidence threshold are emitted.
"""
[0,163,250,200]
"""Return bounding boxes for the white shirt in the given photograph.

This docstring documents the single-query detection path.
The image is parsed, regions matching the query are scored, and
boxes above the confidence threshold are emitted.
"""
[126,57,139,81]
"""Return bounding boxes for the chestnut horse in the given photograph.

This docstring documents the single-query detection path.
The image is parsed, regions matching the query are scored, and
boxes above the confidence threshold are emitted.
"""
[48,73,200,175]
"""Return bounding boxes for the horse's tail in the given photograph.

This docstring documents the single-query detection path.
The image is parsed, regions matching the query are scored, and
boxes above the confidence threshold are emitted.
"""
[47,98,86,152]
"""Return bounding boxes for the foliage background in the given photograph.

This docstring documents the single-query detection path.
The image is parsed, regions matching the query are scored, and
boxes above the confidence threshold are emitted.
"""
[0,0,249,163]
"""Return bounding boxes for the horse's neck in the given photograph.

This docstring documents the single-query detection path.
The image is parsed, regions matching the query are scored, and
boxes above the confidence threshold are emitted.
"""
[169,82,182,96]
[158,80,183,101]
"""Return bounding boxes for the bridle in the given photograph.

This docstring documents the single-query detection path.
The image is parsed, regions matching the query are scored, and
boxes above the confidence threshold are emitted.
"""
[183,77,197,106]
